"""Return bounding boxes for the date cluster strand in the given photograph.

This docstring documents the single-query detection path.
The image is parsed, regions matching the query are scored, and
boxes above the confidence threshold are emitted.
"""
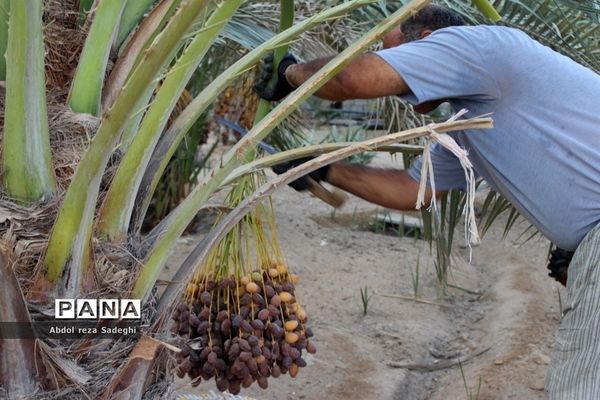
[171,172,315,394]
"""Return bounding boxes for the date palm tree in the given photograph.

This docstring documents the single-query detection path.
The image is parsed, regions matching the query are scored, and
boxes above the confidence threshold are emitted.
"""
[0,0,594,398]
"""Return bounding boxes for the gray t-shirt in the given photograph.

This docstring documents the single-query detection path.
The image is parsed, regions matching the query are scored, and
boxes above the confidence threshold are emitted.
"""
[376,25,600,250]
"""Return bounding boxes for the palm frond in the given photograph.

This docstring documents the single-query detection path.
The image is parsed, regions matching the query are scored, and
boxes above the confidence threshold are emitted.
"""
[493,0,600,72]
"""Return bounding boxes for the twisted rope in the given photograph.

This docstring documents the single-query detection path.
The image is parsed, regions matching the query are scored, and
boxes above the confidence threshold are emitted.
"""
[415,109,481,255]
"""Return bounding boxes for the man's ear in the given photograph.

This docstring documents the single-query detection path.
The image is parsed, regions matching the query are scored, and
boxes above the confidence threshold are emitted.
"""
[420,29,433,39]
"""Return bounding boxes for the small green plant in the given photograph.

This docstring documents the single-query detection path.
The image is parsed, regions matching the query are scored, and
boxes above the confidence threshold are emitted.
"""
[372,208,391,233]
[458,359,482,400]
[360,285,372,316]
[396,214,406,237]
[557,287,564,321]
[410,253,421,299]
[370,210,424,238]
[329,206,338,220]
[350,206,360,230]
[420,190,466,297]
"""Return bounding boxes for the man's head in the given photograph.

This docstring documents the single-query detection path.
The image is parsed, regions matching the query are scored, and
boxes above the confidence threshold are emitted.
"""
[382,4,465,49]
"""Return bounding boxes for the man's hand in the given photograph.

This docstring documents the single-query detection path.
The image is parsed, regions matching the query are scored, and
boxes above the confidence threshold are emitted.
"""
[272,157,330,191]
[254,53,297,101]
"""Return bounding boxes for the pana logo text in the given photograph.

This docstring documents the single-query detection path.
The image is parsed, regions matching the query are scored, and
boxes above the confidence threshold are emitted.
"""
[55,299,141,319]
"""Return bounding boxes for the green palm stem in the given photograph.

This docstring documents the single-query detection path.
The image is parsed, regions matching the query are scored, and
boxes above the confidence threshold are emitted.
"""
[102,0,181,112]
[227,0,294,267]
[97,0,243,242]
[0,0,8,80]
[118,1,208,152]
[68,0,127,116]
[156,115,493,312]
[43,0,210,297]
[252,0,294,126]
[131,0,378,235]
[132,0,431,301]
[2,0,56,202]
[114,0,155,51]
[106,0,183,154]
[472,0,501,21]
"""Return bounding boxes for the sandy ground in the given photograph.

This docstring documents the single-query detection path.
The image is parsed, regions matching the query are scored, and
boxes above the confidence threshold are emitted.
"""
[166,152,564,400]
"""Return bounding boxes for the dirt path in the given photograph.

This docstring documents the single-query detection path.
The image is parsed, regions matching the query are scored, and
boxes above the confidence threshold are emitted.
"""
[169,177,564,400]
[428,228,560,400]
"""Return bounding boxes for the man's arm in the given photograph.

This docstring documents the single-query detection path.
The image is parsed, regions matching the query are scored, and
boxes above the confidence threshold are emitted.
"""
[327,162,446,210]
[285,53,410,101]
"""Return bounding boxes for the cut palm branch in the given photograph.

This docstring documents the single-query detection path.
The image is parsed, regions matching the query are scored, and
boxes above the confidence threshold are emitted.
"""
[67,0,127,116]
[43,0,210,296]
[133,0,432,301]
[97,0,243,242]
[131,0,380,234]
[3,0,56,202]
[100,336,165,400]
[224,142,424,185]
[0,244,51,395]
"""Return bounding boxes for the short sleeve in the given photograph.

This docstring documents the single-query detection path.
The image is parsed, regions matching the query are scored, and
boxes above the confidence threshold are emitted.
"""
[376,27,500,105]
[407,143,470,191]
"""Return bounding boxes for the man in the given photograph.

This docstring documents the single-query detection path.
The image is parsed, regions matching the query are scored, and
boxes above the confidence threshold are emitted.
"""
[255,3,600,399]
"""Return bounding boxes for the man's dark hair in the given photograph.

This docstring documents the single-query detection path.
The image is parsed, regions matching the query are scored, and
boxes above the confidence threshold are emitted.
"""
[401,4,465,41]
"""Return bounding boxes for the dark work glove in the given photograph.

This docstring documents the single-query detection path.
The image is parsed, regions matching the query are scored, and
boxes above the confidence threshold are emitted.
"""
[254,53,297,101]
[272,157,330,191]
[547,247,574,286]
